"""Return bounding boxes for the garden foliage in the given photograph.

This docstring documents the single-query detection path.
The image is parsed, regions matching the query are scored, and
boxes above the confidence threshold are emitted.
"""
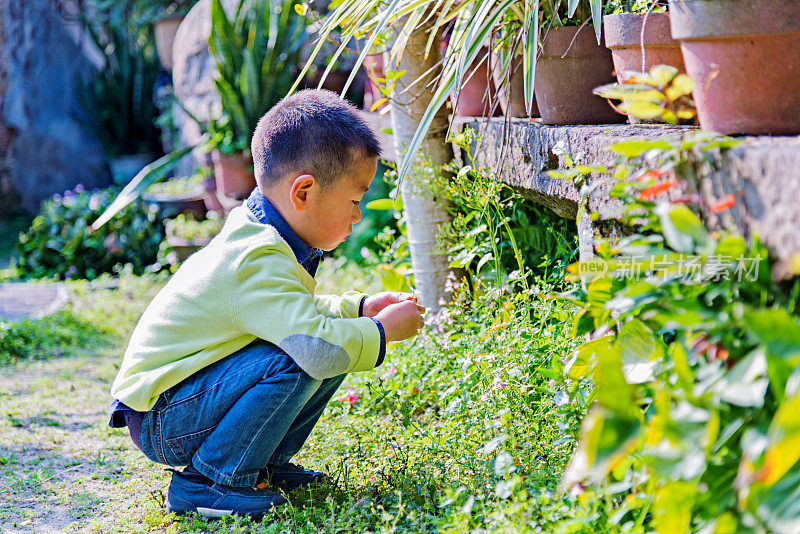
[80,4,162,158]
[207,0,309,154]
[443,130,577,290]
[164,212,223,241]
[15,187,165,280]
[594,64,696,125]
[7,125,800,532]
[0,311,110,366]
[368,131,577,295]
[557,132,800,533]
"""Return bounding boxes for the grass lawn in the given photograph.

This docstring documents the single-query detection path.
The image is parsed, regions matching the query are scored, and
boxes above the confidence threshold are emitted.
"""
[0,259,587,533]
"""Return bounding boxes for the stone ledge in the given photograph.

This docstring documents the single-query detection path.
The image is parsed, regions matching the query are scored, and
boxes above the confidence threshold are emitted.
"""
[465,118,686,219]
[465,118,800,277]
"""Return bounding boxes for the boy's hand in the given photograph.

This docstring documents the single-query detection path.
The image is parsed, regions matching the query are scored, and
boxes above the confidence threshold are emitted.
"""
[373,300,426,342]
[362,291,417,318]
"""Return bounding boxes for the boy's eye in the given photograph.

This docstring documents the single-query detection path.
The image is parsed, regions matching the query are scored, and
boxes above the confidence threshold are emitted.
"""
[352,200,360,205]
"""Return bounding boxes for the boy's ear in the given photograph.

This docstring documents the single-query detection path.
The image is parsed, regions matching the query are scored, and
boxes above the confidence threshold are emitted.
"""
[288,174,316,211]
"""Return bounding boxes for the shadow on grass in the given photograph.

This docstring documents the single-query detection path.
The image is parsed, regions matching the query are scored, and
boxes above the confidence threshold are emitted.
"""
[0,440,137,531]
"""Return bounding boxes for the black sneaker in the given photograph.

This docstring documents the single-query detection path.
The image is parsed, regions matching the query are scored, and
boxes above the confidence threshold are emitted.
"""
[261,462,326,491]
[165,466,287,520]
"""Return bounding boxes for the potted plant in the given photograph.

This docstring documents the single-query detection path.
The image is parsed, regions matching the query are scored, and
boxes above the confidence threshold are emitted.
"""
[141,170,208,219]
[164,212,223,262]
[603,1,685,83]
[206,0,309,200]
[534,0,625,125]
[490,5,539,118]
[363,52,387,112]
[148,1,199,72]
[81,6,163,184]
[668,0,800,135]
[297,0,544,179]
[447,43,499,117]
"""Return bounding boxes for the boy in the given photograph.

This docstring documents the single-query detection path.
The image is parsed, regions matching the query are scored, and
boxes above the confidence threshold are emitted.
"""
[108,89,425,519]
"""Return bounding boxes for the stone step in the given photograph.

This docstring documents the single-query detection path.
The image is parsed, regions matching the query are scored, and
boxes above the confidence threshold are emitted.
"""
[0,282,71,323]
[466,118,800,278]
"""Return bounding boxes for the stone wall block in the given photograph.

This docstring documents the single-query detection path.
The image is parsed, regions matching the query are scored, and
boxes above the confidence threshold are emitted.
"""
[688,137,800,278]
[0,0,108,214]
[170,0,239,176]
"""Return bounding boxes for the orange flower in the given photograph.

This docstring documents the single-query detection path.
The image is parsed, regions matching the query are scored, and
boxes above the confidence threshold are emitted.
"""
[710,194,736,213]
[636,169,668,182]
[640,180,679,200]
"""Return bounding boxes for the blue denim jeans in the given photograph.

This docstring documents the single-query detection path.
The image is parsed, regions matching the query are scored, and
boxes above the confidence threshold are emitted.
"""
[137,339,345,487]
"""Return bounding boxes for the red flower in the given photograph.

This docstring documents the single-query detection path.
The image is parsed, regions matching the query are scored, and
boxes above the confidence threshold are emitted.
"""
[341,387,359,406]
[640,180,679,200]
[710,194,736,213]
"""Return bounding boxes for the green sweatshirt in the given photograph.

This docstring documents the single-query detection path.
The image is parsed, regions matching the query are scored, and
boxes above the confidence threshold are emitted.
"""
[111,205,383,412]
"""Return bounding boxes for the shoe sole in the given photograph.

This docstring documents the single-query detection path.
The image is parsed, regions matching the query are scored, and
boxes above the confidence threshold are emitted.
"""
[166,498,275,521]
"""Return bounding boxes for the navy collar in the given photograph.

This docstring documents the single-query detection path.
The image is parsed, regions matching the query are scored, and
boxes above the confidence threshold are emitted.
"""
[246,188,323,277]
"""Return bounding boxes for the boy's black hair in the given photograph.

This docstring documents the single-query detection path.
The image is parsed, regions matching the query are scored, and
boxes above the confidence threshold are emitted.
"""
[252,89,381,190]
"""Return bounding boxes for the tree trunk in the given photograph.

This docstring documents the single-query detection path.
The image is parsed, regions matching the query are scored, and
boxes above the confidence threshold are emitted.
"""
[388,19,454,312]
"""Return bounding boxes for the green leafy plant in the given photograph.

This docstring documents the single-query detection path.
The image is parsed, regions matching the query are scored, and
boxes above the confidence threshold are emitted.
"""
[0,311,111,365]
[540,0,611,28]
[80,7,162,158]
[16,186,165,280]
[144,171,206,197]
[89,0,308,230]
[86,0,200,25]
[442,129,577,293]
[594,64,696,124]
[207,0,309,155]
[366,130,578,296]
[133,0,199,23]
[165,212,223,241]
[610,0,665,13]
[552,132,800,532]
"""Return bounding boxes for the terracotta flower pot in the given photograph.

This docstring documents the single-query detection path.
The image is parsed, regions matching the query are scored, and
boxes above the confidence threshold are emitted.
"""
[668,0,800,135]
[535,26,625,125]
[451,48,501,117]
[490,53,539,117]
[211,150,255,201]
[363,54,386,112]
[153,15,184,72]
[604,12,685,82]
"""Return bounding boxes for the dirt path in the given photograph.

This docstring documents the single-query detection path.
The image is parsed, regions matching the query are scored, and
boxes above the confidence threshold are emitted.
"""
[0,351,170,533]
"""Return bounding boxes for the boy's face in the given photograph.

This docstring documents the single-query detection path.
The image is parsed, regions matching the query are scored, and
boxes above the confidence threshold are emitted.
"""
[298,155,378,251]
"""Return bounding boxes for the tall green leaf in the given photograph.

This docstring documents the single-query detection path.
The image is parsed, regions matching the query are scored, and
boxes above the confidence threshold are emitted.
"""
[523,0,540,115]
[89,139,207,231]
[589,0,604,43]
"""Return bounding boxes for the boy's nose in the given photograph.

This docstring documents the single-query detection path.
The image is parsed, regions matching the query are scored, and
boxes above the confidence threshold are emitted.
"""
[352,204,362,224]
